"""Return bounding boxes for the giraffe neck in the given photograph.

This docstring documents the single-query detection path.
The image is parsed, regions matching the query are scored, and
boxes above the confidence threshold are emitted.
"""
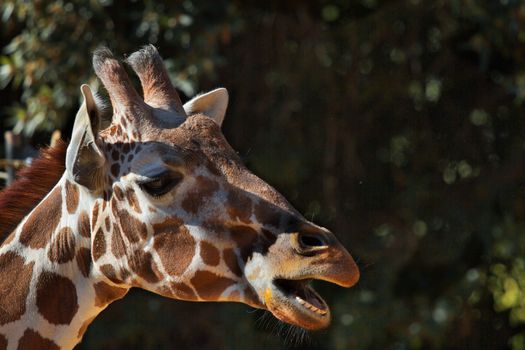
[0,175,128,350]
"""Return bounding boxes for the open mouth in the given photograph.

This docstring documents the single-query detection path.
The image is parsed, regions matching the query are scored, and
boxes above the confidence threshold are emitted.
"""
[268,278,331,330]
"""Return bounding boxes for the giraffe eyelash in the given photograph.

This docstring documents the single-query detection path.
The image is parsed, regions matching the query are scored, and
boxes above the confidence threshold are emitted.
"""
[139,172,183,198]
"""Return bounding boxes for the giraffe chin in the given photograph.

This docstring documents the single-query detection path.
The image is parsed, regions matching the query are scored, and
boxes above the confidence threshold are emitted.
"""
[265,278,331,330]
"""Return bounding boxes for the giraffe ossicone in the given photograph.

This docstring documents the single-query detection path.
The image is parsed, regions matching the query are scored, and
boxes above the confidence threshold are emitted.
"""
[0,45,359,350]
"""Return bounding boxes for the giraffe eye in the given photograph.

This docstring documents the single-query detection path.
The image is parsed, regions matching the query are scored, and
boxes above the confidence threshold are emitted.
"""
[140,172,182,197]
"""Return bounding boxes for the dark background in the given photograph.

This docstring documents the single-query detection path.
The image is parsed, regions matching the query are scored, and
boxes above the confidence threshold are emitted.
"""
[1,1,525,349]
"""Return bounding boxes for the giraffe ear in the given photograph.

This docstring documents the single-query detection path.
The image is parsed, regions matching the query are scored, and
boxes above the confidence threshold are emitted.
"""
[183,88,228,126]
[65,84,105,191]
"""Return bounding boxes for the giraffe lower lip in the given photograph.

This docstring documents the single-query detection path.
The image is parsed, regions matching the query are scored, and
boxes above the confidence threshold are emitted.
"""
[268,278,331,329]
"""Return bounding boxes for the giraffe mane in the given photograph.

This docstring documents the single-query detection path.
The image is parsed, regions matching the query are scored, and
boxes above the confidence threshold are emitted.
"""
[0,139,67,242]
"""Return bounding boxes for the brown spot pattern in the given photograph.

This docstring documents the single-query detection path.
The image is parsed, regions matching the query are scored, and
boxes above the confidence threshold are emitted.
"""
[226,190,252,223]
[113,186,124,201]
[111,163,120,177]
[111,149,119,161]
[152,217,183,233]
[0,252,34,325]
[111,225,127,258]
[111,197,118,213]
[92,228,106,261]
[230,225,258,246]
[223,248,242,276]
[181,176,219,214]
[190,270,236,300]
[78,210,91,238]
[254,201,282,228]
[259,229,278,255]
[228,290,241,301]
[17,329,59,350]
[205,161,221,176]
[261,228,277,245]
[129,250,161,283]
[100,264,122,284]
[119,268,131,282]
[200,241,220,266]
[93,282,127,307]
[105,216,111,232]
[77,316,96,339]
[118,210,147,243]
[125,188,142,214]
[48,227,76,263]
[65,180,79,214]
[166,282,197,300]
[76,248,92,278]
[153,220,195,277]
[230,226,258,263]
[36,271,79,325]
[19,187,62,249]
[91,202,99,230]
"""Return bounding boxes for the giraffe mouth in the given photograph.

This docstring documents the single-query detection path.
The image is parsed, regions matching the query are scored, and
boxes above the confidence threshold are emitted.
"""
[267,278,331,330]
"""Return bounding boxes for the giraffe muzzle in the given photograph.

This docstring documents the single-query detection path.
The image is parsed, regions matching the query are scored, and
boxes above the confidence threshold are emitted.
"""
[290,227,360,288]
[255,224,359,330]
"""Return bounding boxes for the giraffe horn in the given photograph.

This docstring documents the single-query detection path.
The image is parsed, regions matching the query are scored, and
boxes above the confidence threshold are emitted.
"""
[126,45,187,119]
[92,47,149,117]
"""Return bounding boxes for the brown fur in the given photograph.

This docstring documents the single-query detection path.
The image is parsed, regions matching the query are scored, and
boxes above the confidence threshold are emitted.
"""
[76,248,92,278]
[0,333,6,350]
[77,316,96,339]
[153,218,195,277]
[92,229,106,261]
[77,211,91,238]
[129,250,162,284]
[48,227,76,263]
[0,252,34,325]
[190,270,235,300]
[93,282,127,307]
[36,272,79,325]
[165,282,197,300]
[223,248,242,276]
[125,45,184,114]
[19,187,62,249]
[65,180,79,214]
[181,176,219,215]
[0,140,67,243]
[17,329,59,350]
[200,241,220,266]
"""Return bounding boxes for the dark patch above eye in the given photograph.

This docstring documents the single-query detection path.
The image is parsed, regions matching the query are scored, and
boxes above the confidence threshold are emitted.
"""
[140,172,183,197]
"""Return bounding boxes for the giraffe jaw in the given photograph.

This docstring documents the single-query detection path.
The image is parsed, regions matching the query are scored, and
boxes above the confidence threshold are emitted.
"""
[266,278,331,330]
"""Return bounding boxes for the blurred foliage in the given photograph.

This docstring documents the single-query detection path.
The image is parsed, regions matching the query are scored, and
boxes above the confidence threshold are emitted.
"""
[0,0,241,134]
[2,0,525,349]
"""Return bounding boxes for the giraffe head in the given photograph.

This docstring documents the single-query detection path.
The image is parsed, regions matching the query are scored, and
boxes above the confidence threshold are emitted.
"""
[65,46,359,330]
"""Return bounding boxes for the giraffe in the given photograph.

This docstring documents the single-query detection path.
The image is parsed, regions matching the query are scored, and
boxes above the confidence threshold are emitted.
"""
[0,46,359,350]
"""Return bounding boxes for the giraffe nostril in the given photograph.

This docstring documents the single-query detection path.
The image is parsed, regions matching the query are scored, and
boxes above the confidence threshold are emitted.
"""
[298,233,328,249]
